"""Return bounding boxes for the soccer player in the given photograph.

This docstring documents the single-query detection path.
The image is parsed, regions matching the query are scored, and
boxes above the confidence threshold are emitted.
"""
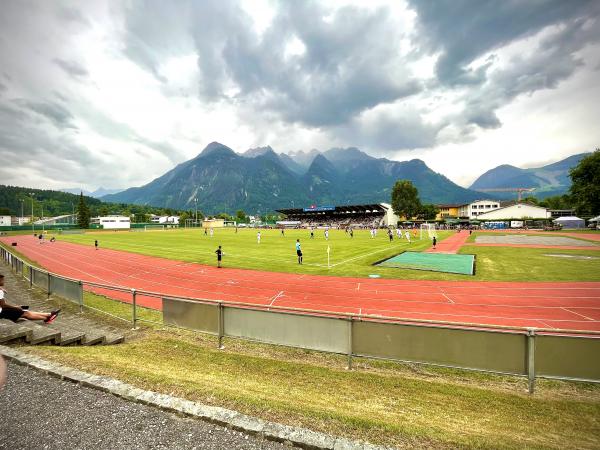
[324,229,329,240]
[405,230,411,243]
[295,239,303,264]
[215,245,223,268]
[432,236,437,249]
[281,228,285,237]
[94,239,98,250]
[257,231,261,244]
[349,228,353,238]
[310,227,314,239]
[210,228,214,237]
[388,229,393,242]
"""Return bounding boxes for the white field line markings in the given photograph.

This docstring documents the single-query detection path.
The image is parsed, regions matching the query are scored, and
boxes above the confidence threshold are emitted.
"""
[330,244,409,267]
[441,292,455,304]
[562,307,595,321]
[538,320,558,329]
[356,283,361,291]
[269,291,285,308]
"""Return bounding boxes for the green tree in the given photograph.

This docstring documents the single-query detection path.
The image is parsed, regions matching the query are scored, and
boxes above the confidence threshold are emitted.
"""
[419,204,440,221]
[391,180,422,220]
[235,209,247,223]
[77,192,90,228]
[178,211,190,225]
[569,149,600,215]
[538,195,571,210]
[0,207,10,215]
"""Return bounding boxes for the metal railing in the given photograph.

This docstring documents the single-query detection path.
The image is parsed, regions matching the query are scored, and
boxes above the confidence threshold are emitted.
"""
[1,245,599,393]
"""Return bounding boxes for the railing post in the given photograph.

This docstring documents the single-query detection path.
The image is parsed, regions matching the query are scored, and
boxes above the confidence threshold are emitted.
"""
[132,288,138,329]
[29,266,33,289]
[78,281,83,313]
[218,302,224,349]
[347,317,353,370]
[47,273,52,298]
[527,328,536,394]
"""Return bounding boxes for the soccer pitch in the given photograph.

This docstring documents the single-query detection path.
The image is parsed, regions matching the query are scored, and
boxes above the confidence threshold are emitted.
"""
[54,227,442,278]
[50,228,600,281]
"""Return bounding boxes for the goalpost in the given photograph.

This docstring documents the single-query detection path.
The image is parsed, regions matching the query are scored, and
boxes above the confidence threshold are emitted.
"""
[419,223,438,240]
[144,224,166,231]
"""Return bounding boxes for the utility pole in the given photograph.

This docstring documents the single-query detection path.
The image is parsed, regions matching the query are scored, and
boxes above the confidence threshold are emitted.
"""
[29,193,35,232]
[194,198,198,226]
[20,199,24,221]
[41,203,45,232]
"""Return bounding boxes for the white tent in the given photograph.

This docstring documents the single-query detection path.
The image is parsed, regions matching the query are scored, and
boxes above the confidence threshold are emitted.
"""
[553,216,585,229]
[589,215,600,222]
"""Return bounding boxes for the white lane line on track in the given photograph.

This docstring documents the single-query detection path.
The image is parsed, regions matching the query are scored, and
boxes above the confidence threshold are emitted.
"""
[269,291,284,308]
[538,320,558,329]
[562,307,594,321]
[441,292,455,304]
[356,283,361,291]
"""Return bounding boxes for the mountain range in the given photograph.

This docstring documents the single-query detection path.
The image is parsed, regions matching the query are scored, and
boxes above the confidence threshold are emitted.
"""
[103,142,488,214]
[60,187,122,198]
[469,153,589,199]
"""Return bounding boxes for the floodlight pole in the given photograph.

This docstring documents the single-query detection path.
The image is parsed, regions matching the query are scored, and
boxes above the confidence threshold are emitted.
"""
[30,193,35,232]
[194,198,198,226]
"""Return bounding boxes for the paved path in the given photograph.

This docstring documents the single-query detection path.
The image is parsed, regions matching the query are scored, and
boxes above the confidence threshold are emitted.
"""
[0,360,284,450]
[425,231,471,253]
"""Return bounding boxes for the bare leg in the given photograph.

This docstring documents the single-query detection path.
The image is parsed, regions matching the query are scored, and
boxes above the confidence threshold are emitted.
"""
[22,310,50,321]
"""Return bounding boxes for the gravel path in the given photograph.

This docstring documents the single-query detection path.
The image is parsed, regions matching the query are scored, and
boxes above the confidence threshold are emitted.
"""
[0,360,286,450]
[474,235,596,246]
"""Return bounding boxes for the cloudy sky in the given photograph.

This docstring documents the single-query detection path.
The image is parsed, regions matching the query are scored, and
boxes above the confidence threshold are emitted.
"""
[0,0,599,192]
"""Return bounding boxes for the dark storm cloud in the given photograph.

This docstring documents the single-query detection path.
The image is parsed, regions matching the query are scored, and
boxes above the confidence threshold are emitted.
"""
[462,14,600,129]
[53,58,88,78]
[124,0,420,126]
[336,111,443,152]
[407,0,599,86]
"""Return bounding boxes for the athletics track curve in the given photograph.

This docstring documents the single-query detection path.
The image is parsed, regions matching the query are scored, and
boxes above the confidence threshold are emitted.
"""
[2,236,600,333]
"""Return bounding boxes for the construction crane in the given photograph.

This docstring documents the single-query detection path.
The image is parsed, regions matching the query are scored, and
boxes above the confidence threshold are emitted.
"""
[479,188,536,202]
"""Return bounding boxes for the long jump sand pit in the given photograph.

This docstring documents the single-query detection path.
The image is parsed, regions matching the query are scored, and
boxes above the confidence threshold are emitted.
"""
[475,234,597,247]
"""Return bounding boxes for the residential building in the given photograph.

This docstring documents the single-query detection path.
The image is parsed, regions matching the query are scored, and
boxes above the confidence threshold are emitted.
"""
[458,200,501,219]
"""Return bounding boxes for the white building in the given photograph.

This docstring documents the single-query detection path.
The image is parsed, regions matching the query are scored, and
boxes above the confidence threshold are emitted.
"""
[379,203,400,226]
[150,215,180,225]
[13,217,31,225]
[0,216,11,226]
[91,215,131,229]
[476,203,551,220]
[458,200,501,219]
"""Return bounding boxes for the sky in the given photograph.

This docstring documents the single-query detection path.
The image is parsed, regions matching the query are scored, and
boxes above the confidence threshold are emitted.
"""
[0,0,598,192]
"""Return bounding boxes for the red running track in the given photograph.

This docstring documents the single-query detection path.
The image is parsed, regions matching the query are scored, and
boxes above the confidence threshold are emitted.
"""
[3,236,600,333]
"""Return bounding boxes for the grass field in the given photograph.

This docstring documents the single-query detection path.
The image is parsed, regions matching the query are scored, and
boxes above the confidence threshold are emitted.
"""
[51,227,600,281]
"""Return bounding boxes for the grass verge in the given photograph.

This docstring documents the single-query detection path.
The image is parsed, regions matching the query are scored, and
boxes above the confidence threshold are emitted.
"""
[4,274,600,449]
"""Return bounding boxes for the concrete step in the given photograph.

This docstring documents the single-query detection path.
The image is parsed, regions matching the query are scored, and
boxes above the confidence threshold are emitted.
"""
[18,321,61,345]
[0,320,32,344]
[45,323,86,346]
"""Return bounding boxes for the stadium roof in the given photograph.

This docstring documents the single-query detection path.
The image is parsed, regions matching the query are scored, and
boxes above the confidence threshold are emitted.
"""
[277,204,387,216]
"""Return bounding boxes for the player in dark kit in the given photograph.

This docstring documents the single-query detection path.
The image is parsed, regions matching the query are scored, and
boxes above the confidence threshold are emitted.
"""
[94,240,98,250]
[215,245,223,268]
[432,236,437,249]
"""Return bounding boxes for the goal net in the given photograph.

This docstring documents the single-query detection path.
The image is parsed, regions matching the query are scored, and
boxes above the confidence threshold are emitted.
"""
[419,223,438,240]
[144,224,166,231]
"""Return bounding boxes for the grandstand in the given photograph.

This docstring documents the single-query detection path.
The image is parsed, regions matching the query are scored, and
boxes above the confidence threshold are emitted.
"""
[276,203,399,228]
